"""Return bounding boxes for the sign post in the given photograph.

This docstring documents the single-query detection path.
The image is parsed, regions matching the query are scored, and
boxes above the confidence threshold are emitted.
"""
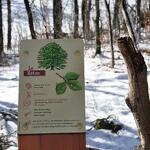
[18,39,86,150]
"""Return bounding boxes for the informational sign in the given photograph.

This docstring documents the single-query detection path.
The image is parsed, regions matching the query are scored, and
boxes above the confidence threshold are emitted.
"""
[18,39,85,134]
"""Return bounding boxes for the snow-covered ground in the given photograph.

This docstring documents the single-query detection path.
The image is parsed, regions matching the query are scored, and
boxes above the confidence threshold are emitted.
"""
[3,45,150,149]
[85,53,139,150]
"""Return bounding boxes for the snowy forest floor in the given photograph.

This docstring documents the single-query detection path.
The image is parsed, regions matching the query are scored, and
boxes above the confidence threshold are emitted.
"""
[1,42,150,149]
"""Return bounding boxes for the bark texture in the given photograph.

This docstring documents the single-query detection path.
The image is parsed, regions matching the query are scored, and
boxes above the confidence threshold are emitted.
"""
[0,0,3,60]
[74,0,79,38]
[24,0,36,39]
[136,0,141,40]
[113,0,121,37]
[104,0,114,68]
[82,0,87,38]
[117,37,150,150]
[7,0,11,50]
[95,0,101,55]
[53,0,62,39]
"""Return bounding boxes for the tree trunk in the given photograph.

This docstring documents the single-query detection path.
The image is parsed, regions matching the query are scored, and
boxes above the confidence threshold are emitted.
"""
[82,0,91,39]
[53,0,62,39]
[121,0,137,45]
[24,0,36,39]
[113,0,121,38]
[87,0,91,39]
[136,0,141,40]
[95,0,101,56]
[117,37,150,150]
[82,0,87,38]
[74,0,79,38]
[104,0,114,68]
[0,0,3,61]
[7,0,11,50]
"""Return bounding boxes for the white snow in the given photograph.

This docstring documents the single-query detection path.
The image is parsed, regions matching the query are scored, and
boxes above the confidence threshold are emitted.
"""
[84,52,139,150]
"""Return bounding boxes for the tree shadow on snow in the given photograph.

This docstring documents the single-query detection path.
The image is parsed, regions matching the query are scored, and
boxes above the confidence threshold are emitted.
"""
[0,101,18,111]
[85,85,124,97]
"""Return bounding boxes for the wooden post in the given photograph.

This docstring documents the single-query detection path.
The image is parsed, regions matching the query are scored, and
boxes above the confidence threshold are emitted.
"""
[18,133,86,150]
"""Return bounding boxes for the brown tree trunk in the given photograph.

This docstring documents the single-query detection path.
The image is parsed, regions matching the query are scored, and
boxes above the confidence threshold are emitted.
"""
[104,0,114,68]
[87,0,91,39]
[53,0,62,39]
[82,0,87,38]
[136,0,141,40]
[117,37,150,150]
[7,0,11,50]
[0,0,3,61]
[74,0,79,38]
[113,0,121,38]
[95,0,101,56]
[24,0,36,39]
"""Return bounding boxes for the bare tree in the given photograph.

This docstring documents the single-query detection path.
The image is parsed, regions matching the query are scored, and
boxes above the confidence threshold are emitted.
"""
[74,0,79,38]
[104,0,114,68]
[39,0,50,39]
[95,0,101,56]
[113,0,121,38]
[24,0,36,39]
[7,0,11,50]
[118,37,150,150]
[121,0,137,45]
[53,0,62,39]
[136,0,141,40]
[82,0,91,39]
[82,0,87,38]
[87,0,91,39]
[0,0,3,62]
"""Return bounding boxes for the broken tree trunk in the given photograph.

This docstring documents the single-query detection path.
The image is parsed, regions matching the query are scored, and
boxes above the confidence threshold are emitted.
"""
[117,37,150,150]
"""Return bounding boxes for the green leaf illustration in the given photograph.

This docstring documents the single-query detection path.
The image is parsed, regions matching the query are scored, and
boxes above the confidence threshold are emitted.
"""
[67,80,82,91]
[65,72,80,80]
[56,82,67,95]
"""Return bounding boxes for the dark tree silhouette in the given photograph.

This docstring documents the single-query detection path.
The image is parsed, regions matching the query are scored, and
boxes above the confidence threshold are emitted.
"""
[0,0,3,62]
[104,0,114,68]
[95,0,101,56]
[74,0,79,38]
[53,0,62,38]
[7,0,11,50]
[24,0,36,39]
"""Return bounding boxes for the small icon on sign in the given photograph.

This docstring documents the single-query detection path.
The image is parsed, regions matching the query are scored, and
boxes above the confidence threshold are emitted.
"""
[23,99,31,107]
[22,120,31,130]
[24,111,32,117]
[26,91,31,98]
[25,82,32,89]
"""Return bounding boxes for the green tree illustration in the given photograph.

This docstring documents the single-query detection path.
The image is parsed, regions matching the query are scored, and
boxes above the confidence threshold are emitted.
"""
[37,42,68,70]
